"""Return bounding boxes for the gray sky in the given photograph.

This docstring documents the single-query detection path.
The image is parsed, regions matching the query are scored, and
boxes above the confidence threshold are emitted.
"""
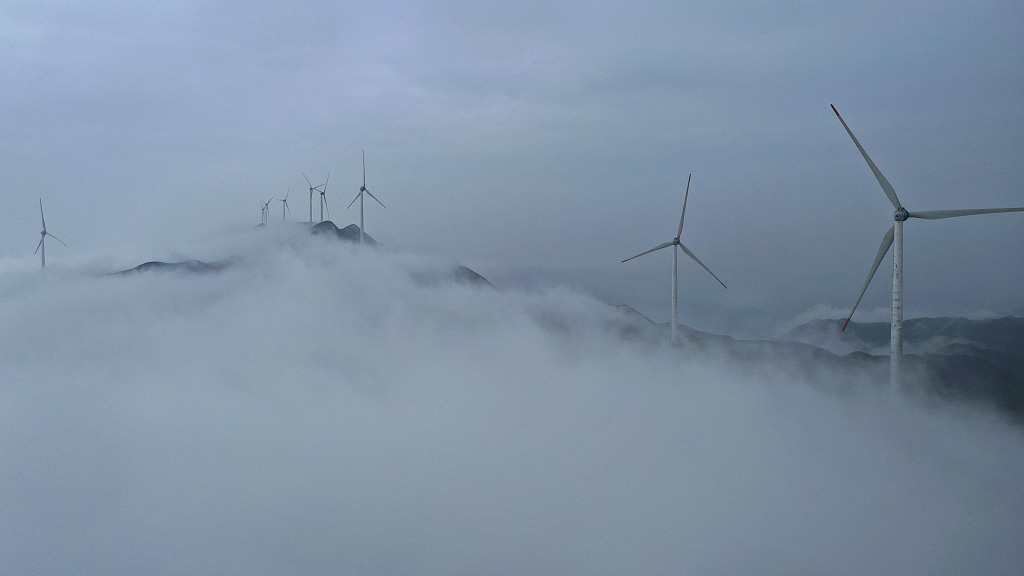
[2,1,1022,336]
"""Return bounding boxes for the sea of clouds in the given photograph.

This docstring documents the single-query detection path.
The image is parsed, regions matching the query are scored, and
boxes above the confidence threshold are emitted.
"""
[2,226,1023,575]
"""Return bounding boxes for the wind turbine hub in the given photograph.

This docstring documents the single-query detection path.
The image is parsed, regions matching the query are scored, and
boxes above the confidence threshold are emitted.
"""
[672,237,680,245]
[894,207,909,222]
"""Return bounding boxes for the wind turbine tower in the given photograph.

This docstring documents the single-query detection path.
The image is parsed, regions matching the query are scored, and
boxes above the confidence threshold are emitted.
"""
[34,198,66,269]
[261,197,274,226]
[831,104,1024,393]
[347,149,386,243]
[278,188,291,220]
[303,173,327,223]
[320,173,331,222]
[622,174,727,345]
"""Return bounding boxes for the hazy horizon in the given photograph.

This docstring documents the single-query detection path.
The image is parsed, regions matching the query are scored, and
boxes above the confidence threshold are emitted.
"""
[4,216,1020,341]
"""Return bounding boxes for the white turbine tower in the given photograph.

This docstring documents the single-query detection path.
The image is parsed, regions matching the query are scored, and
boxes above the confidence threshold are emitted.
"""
[303,173,327,223]
[34,198,66,269]
[319,172,331,222]
[347,149,386,243]
[622,174,727,345]
[832,104,1024,392]
[277,188,291,221]
[260,197,274,226]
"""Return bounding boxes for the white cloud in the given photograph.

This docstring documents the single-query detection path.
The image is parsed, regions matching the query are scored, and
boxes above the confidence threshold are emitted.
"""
[2,228,1023,574]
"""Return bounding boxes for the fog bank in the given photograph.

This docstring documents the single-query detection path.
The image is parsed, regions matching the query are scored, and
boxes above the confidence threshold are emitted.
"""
[2,228,1023,575]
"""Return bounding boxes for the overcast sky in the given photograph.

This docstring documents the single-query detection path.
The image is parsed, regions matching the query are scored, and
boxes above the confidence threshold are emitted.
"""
[2,1,1022,336]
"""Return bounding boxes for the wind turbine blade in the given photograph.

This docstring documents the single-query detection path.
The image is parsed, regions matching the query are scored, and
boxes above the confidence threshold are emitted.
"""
[676,173,691,239]
[908,207,1024,220]
[622,242,673,263]
[34,237,44,255]
[362,148,366,189]
[365,188,386,209]
[39,198,46,230]
[46,232,67,246]
[831,105,902,210]
[303,173,313,189]
[347,191,361,210]
[678,243,727,288]
[322,195,329,218]
[842,225,895,331]
[323,172,330,194]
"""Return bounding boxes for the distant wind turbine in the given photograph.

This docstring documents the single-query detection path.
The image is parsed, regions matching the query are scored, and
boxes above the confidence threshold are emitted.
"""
[347,149,386,243]
[303,173,327,223]
[261,197,274,226]
[622,174,727,345]
[831,104,1024,392]
[34,198,66,269]
[277,188,291,220]
[320,172,331,222]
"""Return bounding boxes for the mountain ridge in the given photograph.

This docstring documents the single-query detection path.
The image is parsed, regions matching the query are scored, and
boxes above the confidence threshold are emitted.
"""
[615,309,1024,423]
[112,221,493,288]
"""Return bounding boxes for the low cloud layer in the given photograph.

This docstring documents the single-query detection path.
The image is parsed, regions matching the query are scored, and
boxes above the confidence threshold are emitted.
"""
[2,228,1023,575]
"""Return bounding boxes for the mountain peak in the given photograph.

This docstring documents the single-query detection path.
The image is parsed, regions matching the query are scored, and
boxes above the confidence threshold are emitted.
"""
[309,221,376,245]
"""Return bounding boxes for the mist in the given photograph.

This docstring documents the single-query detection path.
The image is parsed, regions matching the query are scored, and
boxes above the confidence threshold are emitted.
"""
[2,227,1023,575]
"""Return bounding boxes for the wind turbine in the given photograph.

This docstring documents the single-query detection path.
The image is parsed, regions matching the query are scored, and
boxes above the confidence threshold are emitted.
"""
[831,104,1024,392]
[622,174,727,345]
[277,188,291,220]
[320,172,331,222]
[34,198,66,269]
[303,173,326,223]
[347,149,386,243]
[261,197,274,225]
